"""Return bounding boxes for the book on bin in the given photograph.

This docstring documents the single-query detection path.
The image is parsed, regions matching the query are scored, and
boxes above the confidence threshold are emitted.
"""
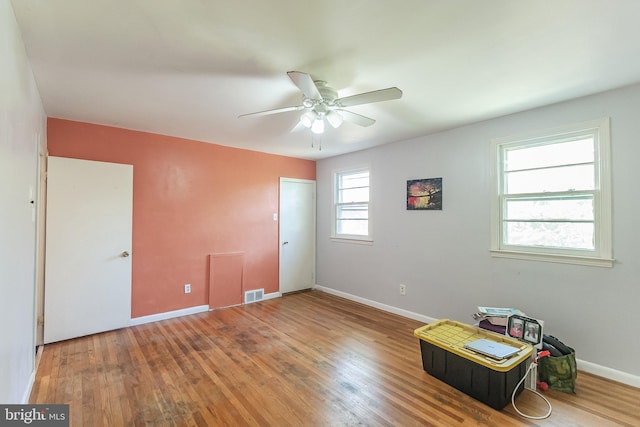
[476,307,523,326]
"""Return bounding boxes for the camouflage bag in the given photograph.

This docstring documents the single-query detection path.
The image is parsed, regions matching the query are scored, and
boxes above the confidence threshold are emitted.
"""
[538,349,577,394]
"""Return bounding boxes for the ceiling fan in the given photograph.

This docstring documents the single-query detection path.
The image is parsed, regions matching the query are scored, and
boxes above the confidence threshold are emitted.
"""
[239,71,402,134]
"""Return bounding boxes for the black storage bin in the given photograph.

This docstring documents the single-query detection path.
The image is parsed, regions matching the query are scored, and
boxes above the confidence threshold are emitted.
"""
[415,319,533,410]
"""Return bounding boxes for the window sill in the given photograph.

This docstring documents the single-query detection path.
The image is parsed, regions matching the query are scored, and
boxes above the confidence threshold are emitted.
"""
[330,237,373,246]
[490,249,614,268]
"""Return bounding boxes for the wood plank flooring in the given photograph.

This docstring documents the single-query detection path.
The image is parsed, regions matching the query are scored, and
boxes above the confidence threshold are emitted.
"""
[30,290,639,426]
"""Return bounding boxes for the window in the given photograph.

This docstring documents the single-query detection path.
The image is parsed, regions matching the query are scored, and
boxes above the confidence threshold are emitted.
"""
[490,118,612,267]
[333,167,371,241]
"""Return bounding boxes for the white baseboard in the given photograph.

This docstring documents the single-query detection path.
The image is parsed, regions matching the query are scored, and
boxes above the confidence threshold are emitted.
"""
[129,292,283,326]
[21,345,44,403]
[130,304,209,326]
[313,284,640,389]
[22,370,36,404]
[313,285,438,324]
[262,291,281,301]
[577,359,640,388]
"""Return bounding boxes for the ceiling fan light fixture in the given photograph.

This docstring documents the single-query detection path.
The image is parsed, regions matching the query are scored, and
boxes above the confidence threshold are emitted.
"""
[326,110,344,128]
[311,118,325,134]
[240,71,402,140]
[300,111,317,128]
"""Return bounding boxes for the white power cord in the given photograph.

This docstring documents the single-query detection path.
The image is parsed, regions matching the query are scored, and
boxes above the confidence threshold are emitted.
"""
[511,358,553,419]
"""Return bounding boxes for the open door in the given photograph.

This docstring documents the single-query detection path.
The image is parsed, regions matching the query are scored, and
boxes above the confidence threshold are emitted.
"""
[44,157,133,343]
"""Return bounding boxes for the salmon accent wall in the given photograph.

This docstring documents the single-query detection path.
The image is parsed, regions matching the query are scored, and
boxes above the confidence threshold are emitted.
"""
[47,118,316,318]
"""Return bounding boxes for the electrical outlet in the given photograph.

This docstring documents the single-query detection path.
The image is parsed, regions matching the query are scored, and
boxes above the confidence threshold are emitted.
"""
[184,284,191,294]
[399,284,406,296]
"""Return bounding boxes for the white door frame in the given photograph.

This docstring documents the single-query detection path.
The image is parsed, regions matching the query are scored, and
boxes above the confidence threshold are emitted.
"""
[279,178,316,294]
[34,138,47,346]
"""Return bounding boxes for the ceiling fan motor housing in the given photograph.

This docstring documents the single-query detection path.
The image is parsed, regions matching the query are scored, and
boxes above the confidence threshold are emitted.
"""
[313,81,338,108]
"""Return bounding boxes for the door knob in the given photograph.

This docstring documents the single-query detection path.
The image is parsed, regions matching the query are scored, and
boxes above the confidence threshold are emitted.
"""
[121,251,130,257]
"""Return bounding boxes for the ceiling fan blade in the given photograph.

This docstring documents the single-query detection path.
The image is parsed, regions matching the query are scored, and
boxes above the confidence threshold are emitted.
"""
[338,109,376,127]
[336,87,402,107]
[238,105,304,118]
[290,121,307,133]
[287,71,322,100]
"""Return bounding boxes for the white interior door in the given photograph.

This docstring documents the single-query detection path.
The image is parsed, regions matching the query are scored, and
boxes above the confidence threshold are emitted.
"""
[44,157,133,344]
[279,178,316,294]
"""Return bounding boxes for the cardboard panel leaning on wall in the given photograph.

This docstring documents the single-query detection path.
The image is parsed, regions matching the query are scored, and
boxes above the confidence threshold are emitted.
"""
[47,118,315,318]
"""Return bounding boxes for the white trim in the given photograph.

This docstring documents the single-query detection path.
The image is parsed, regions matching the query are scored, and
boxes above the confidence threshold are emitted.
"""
[22,345,44,403]
[331,165,372,241]
[491,117,610,149]
[130,292,284,326]
[595,118,613,259]
[129,305,209,326]
[490,117,612,265]
[329,237,374,245]
[577,358,640,388]
[261,291,281,301]
[279,177,317,184]
[313,285,438,324]
[490,250,614,268]
[21,370,36,404]
[279,177,317,295]
[244,289,282,304]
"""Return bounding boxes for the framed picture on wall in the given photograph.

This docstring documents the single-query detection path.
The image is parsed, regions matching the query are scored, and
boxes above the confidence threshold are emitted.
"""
[407,177,442,210]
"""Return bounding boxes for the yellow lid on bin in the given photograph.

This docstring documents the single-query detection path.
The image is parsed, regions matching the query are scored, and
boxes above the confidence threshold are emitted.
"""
[414,319,533,372]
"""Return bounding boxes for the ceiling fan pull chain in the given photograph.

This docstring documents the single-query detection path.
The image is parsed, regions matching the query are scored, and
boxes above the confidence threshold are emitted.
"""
[311,133,322,151]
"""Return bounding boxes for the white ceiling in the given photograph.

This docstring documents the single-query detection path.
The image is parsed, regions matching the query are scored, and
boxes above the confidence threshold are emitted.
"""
[11,0,640,160]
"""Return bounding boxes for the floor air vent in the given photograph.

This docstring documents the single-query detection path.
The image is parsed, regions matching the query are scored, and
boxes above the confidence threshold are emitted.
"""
[244,289,264,304]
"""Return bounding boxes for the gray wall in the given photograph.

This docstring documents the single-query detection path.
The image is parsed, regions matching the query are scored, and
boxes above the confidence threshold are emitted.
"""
[0,0,47,403]
[316,83,640,381]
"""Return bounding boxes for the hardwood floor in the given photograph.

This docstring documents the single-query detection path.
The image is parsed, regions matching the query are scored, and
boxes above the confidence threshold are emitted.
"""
[31,290,639,426]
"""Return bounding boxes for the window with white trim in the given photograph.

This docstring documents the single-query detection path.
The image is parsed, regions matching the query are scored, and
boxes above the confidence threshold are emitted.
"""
[333,167,371,241]
[490,118,613,267]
